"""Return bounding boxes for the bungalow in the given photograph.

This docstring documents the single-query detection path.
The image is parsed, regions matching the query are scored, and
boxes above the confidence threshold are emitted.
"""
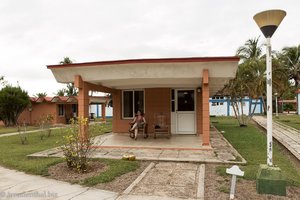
[210,96,263,116]
[18,96,108,125]
[47,57,239,145]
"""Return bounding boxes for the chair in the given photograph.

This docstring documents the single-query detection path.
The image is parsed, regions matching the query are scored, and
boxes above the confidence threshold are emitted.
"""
[129,122,148,139]
[153,114,170,139]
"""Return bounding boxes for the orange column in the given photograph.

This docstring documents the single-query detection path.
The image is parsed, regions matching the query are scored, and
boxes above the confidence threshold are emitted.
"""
[74,75,89,141]
[112,90,121,133]
[101,103,106,122]
[202,69,210,146]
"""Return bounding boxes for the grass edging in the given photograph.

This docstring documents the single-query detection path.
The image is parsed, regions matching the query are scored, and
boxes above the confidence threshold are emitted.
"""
[213,117,300,187]
[82,159,140,186]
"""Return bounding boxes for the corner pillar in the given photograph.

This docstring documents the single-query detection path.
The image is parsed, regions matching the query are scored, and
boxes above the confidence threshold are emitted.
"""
[101,103,106,122]
[74,75,89,141]
[202,69,210,146]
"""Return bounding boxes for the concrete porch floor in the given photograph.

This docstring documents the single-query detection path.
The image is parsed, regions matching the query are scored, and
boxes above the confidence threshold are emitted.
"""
[92,133,207,150]
[29,128,246,164]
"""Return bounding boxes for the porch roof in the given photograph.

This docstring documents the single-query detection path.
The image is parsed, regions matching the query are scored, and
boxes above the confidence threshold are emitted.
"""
[47,56,239,95]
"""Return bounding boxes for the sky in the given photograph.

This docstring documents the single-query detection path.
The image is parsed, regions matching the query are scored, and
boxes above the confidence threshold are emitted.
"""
[0,0,299,96]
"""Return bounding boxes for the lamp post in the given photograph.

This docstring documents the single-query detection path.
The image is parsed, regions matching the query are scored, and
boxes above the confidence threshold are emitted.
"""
[274,92,278,117]
[253,9,286,166]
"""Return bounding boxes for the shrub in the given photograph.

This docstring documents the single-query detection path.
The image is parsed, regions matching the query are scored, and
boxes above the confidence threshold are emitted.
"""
[39,114,54,140]
[18,122,28,145]
[61,117,92,172]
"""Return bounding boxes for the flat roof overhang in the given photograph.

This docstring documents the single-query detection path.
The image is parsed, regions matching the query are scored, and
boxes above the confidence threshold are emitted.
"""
[47,57,239,96]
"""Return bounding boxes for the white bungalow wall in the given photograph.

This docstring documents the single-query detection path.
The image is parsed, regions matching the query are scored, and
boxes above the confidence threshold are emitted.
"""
[89,104,113,118]
[209,97,263,116]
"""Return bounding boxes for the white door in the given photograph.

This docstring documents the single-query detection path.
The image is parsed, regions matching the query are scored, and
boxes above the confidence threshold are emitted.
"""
[175,89,196,134]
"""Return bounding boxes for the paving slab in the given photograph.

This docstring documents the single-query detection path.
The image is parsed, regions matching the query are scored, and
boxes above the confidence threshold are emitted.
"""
[28,129,246,164]
[0,166,118,200]
[170,170,196,186]
[117,194,196,200]
[253,116,300,161]
[126,162,203,200]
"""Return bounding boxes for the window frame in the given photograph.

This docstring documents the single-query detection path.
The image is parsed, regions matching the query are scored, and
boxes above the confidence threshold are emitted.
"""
[58,104,65,117]
[122,89,145,119]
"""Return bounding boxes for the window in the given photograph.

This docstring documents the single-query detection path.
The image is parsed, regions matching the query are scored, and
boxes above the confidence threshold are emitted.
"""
[58,104,65,116]
[177,90,195,111]
[72,104,77,113]
[122,90,144,118]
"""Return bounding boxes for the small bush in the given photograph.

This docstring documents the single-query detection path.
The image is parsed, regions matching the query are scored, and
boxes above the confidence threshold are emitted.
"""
[18,122,28,145]
[39,114,54,140]
[61,117,92,173]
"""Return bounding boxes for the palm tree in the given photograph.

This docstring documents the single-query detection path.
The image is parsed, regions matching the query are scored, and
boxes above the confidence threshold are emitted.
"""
[57,57,78,96]
[236,37,268,114]
[59,57,73,65]
[0,75,7,87]
[65,83,78,96]
[34,92,47,98]
[272,54,290,96]
[56,89,66,96]
[279,45,300,88]
[236,37,263,62]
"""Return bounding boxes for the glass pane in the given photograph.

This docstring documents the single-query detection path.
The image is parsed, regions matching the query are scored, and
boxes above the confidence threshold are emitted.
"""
[72,104,77,113]
[58,104,65,116]
[134,91,144,114]
[123,91,133,117]
[177,90,194,111]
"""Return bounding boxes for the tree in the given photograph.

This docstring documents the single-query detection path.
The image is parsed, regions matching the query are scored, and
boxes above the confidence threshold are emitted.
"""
[59,57,73,65]
[0,85,30,126]
[34,92,47,98]
[57,57,78,96]
[56,89,66,96]
[279,45,300,88]
[65,83,78,96]
[225,37,265,126]
[0,76,7,88]
[236,37,263,62]
[272,54,291,97]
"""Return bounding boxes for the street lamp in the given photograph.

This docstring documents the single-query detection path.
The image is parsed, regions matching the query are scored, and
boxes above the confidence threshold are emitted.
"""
[274,92,278,117]
[253,9,286,166]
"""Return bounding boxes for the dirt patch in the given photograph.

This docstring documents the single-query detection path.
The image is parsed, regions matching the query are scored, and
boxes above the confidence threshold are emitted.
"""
[94,161,150,193]
[48,161,107,183]
[205,164,300,200]
[48,160,150,193]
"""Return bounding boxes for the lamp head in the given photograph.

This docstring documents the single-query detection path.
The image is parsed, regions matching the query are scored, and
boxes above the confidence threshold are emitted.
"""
[253,9,286,38]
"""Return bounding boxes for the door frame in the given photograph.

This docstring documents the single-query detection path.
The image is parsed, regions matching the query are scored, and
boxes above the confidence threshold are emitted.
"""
[171,88,197,134]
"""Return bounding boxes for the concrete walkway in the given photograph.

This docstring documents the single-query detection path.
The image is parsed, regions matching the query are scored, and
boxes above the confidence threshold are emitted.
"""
[29,129,246,164]
[0,127,65,138]
[0,162,205,200]
[0,121,104,138]
[0,166,118,200]
[118,162,205,200]
[252,115,300,161]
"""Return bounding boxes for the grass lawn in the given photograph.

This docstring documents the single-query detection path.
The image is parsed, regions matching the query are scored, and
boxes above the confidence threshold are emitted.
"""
[213,117,300,187]
[0,120,139,185]
[0,126,40,135]
[274,114,300,130]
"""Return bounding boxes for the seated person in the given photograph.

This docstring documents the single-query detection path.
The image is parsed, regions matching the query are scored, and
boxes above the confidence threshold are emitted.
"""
[129,110,146,140]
